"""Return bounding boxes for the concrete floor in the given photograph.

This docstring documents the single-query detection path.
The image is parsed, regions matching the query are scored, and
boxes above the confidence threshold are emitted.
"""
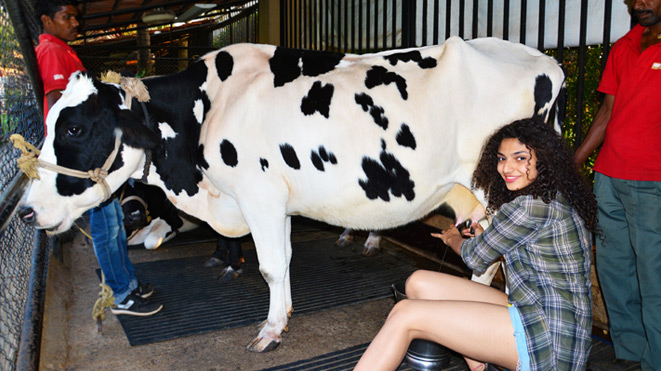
[38,220,424,371]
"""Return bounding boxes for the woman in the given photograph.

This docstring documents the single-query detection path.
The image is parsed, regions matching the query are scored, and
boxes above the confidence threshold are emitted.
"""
[355,119,597,371]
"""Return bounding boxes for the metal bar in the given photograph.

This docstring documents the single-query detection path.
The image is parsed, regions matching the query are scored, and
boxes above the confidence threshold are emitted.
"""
[574,0,589,149]
[520,0,526,44]
[433,0,440,44]
[472,0,479,39]
[459,0,465,39]
[503,0,509,40]
[422,0,428,46]
[16,231,51,371]
[445,0,452,40]
[538,0,546,50]
[557,0,565,62]
[602,0,613,70]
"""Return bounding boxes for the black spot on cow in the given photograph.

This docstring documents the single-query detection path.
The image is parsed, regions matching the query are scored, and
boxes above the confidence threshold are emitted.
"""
[319,146,338,164]
[358,148,415,202]
[355,93,389,130]
[280,143,301,170]
[311,152,324,171]
[396,124,416,150]
[197,144,209,170]
[270,47,345,87]
[260,158,269,172]
[384,50,437,69]
[533,74,553,119]
[365,66,408,100]
[215,51,234,81]
[310,146,338,172]
[301,81,334,118]
[220,139,238,167]
[144,60,211,196]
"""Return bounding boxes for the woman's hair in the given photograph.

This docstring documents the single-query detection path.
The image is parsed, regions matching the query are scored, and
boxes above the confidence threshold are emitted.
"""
[472,118,598,233]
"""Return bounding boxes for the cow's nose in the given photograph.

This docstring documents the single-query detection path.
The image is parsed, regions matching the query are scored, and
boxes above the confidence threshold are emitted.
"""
[18,206,36,224]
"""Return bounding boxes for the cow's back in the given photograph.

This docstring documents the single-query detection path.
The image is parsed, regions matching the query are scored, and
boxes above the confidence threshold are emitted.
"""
[196,38,563,230]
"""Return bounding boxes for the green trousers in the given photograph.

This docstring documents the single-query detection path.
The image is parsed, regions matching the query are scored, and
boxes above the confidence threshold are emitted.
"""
[594,173,661,371]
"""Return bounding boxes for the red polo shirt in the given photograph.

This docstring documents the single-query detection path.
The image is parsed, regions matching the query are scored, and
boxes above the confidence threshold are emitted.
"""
[35,33,86,129]
[593,25,661,181]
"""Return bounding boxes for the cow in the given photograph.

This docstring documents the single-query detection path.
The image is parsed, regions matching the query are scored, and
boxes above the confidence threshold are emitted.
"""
[16,36,564,352]
[119,181,244,279]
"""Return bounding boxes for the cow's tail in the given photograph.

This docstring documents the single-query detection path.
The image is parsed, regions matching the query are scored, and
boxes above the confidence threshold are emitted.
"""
[550,68,567,133]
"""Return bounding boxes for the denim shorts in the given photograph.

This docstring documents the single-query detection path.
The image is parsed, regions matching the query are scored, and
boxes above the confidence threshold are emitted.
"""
[508,304,531,371]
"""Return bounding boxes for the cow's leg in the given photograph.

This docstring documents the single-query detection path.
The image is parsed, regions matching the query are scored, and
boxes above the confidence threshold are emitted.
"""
[245,212,291,352]
[334,227,354,247]
[362,231,382,256]
[216,237,244,281]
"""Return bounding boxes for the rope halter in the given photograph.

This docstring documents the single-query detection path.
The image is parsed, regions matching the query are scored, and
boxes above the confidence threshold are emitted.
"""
[10,133,122,202]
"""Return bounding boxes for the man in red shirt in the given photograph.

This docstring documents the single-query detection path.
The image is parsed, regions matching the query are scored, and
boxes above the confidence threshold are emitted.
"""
[575,0,661,368]
[35,0,162,317]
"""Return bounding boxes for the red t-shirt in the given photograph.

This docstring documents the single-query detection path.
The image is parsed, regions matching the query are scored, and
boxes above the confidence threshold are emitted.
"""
[593,25,661,181]
[35,33,86,132]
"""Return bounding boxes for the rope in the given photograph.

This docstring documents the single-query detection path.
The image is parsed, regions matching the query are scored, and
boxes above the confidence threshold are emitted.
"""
[100,70,151,110]
[10,133,122,202]
[92,270,116,332]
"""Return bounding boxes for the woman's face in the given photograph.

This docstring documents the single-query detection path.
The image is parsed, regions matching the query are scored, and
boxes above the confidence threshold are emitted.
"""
[497,138,538,191]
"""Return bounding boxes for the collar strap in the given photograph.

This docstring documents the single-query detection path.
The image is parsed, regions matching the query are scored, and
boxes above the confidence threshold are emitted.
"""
[10,133,122,202]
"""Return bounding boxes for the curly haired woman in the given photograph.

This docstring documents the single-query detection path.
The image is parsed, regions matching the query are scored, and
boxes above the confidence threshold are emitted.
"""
[355,118,598,371]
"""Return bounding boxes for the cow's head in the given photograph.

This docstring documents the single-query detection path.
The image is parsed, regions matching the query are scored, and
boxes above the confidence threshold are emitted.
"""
[18,72,160,233]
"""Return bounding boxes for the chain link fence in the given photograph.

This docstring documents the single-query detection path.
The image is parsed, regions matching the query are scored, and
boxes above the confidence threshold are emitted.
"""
[1,0,44,369]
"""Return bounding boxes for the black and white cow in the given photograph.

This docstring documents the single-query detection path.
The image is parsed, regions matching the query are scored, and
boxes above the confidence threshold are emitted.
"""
[18,37,564,352]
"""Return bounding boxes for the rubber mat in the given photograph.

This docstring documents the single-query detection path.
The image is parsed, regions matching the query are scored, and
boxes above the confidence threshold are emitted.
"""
[261,337,636,371]
[107,237,417,346]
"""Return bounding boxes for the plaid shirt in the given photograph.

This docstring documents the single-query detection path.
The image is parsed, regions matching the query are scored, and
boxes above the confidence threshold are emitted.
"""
[461,194,592,370]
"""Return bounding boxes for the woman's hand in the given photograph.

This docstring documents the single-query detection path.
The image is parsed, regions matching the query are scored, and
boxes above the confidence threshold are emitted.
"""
[431,228,463,255]
[460,221,484,238]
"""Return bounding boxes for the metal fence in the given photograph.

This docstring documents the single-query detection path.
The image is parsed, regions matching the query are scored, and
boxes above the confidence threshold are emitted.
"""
[0,0,47,370]
[279,0,632,176]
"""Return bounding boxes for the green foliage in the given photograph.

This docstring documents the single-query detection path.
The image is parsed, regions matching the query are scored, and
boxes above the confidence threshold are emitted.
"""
[546,46,606,183]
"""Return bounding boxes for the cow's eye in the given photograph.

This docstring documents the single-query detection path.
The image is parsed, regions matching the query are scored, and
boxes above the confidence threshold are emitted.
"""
[66,126,82,136]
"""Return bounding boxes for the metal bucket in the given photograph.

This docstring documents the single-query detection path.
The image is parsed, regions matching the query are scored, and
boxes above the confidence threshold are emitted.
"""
[391,283,451,371]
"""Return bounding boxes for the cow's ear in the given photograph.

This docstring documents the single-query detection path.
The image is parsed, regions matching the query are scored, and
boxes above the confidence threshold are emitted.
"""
[116,109,161,150]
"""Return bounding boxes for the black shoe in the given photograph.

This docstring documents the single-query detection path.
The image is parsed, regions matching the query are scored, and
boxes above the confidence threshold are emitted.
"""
[134,282,154,298]
[111,294,163,316]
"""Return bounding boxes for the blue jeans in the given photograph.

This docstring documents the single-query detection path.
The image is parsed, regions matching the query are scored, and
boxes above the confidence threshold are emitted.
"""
[594,173,661,370]
[88,198,137,305]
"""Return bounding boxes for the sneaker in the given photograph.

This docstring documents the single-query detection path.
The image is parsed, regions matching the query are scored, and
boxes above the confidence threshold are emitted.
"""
[111,294,163,316]
[134,282,154,298]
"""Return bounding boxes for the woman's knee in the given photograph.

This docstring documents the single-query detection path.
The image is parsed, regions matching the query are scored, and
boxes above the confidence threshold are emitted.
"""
[405,270,447,299]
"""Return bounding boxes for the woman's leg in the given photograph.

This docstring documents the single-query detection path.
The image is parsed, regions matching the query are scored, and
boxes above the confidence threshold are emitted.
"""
[355,271,517,371]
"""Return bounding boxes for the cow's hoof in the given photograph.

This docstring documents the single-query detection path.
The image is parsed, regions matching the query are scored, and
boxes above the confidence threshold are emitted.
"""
[362,245,379,257]
[217,267,242,281]
[204,257,223,267]
[246,336,281,352]
[334,236,353,247]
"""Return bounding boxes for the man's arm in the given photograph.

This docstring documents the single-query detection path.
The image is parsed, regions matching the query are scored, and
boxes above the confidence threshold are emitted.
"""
[46,89,63,110]
[574,94,615,166]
